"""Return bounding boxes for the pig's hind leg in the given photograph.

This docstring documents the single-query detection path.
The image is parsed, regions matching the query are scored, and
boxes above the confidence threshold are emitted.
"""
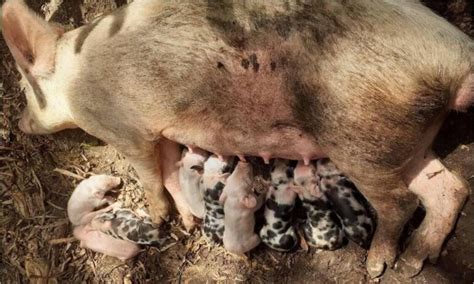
[398,151,469,277]
[345,173,418,278]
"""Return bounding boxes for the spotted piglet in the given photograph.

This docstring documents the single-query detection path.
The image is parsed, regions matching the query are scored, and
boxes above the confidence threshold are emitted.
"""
[200,155,234,244]
[67,175,140,260]
[220,161,264,254]
[177,147,209,219]
[293,161,344,250]
[91,208,168,246]
[259,159,298,252]
[316,158,374,248]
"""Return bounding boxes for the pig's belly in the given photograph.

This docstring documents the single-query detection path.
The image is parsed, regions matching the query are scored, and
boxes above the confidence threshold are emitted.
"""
[161,125,327,161]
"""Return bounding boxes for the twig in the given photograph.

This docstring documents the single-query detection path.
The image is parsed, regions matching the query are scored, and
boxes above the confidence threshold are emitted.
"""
[53,168,85,180]
[49,237,77,245]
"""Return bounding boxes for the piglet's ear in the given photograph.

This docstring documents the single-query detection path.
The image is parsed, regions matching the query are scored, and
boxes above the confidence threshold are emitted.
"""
[240,195,257,209]
[190,165,204,175]
[1,0,62,77]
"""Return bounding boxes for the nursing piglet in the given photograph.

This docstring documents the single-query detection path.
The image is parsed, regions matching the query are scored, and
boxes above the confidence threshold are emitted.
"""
[221,161,263,254]
[293,161,344,250]
[316,158,374,248]
[200,155,233,244]
[178,147,209,219]
[259,159,298,252]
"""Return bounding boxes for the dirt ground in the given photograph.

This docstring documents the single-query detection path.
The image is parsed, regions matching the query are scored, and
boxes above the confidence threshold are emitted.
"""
[0,0,473,283]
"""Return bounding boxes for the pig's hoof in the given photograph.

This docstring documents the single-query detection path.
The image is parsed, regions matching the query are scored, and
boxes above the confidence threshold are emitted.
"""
[182,214,197,231]
[395,257,423,278]
[148,207,170,225]
[366,245,396,278]
[367,261,385,278]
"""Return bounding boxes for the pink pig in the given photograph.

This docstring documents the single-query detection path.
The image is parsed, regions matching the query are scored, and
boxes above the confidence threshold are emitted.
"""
[220,162,264,254]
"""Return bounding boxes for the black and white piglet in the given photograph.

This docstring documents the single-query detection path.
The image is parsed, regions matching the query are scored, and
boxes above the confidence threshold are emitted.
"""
[200,155,234,244]
[259,159,299,252]
[316,158,374,248]
[293,161,344,250]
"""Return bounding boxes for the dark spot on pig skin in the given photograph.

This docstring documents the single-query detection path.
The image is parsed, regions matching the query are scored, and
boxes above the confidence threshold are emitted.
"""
[273,221,283,230]
[206,1,354,51]
[278,235,297,251]
[216,62,225,69]
[249,53,259,72]
[241,58,250,69]
[215,208,224,215]
[362,222,374,235]
[74,16,107,53]
[266,199,293,218]
[127,230,139,242]
[25,76,47,109]
[108,5,127,38]
[266,230,276,239]
[206,0,247,49]
[270,61,276,71]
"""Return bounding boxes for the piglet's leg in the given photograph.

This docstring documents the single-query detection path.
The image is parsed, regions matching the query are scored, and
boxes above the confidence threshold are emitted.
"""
[398,151,469,277]
[159,138,195,230]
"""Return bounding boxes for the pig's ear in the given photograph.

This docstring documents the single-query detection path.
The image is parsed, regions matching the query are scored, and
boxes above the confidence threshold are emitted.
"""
[218,192,227,204]
[218,173,231,182]
[1,0,63,76]
[190,165,204,175]
[240,195,257,209]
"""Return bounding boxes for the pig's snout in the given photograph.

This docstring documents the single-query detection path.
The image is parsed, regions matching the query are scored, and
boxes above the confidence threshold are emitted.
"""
[453,73,474,112]
[18,109,49,134]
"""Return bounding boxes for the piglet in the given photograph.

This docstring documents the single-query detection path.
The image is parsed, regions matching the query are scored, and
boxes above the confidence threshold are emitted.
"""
[68,175,140,260]
[67,175,121,226]
[293,161,344,250]
[259,159,298,252]
[177,147,208,219]
[315,158,374,248]
[91,208,168,246]
[220,161,263,254]
[200,155,233,244]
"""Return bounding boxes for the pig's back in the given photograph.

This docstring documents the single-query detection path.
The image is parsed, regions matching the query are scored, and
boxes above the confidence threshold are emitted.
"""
[66,0,472,168]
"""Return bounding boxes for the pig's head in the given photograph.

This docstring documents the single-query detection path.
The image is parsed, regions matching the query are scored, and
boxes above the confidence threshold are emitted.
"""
[269,159,297,202]
[293,161,323,201]
[1,0,77,134]
[80,175,122,200]
[179,148,207,175]
[228,161,253,186]
[203,155,234,176]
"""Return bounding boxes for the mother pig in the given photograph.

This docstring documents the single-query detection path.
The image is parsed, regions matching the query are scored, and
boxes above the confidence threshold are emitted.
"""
[2,0,472,278]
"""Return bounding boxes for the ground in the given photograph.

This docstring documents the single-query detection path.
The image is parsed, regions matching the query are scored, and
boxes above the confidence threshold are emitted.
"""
[0,0,473,283]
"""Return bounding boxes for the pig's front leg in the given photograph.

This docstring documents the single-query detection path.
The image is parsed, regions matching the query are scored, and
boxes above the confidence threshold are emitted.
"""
[398,151,469,277]
[110,139,170,224]
[159,138,195,230]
